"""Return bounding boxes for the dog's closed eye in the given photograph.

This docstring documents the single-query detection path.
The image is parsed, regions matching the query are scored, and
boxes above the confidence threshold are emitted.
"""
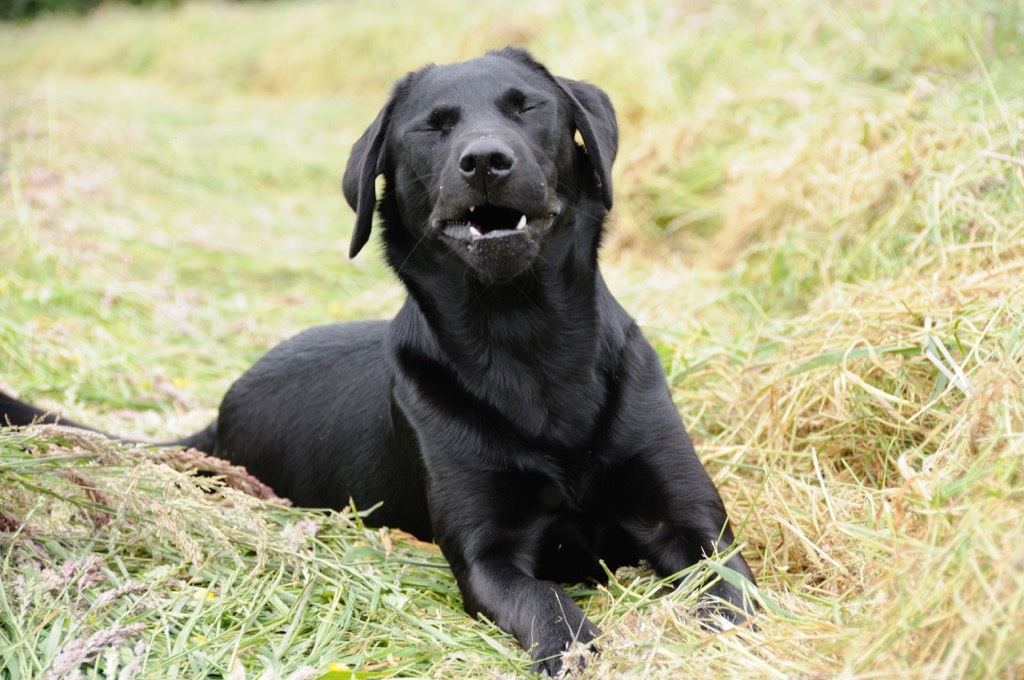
[427,106,460,134]
[501,88,541,117]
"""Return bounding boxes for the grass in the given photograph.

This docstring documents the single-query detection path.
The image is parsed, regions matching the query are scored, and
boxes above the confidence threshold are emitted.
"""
[1,0,1023,677]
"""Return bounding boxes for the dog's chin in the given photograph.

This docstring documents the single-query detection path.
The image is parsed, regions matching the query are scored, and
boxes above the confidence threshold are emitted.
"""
[433,206,555,282]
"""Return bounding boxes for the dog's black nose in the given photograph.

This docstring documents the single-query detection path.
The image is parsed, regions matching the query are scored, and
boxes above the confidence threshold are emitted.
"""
[459,138,515,182]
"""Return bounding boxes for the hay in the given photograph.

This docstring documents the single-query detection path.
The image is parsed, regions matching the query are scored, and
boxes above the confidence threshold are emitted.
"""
[2,0,1023,677]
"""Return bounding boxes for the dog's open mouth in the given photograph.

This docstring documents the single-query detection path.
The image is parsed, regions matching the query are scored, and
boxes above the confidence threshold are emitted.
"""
[437,204,552,242]
[433,202,559,280]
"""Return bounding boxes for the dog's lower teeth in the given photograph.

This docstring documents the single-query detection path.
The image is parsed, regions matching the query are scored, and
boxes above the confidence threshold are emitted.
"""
[469,226,482,239]
[516,215,527,230]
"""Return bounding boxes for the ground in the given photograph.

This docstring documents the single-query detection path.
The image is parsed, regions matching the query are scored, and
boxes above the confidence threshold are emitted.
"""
[1,1,1023,678]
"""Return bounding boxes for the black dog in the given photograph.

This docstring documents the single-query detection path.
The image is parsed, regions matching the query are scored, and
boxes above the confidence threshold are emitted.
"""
[1,48,755,675]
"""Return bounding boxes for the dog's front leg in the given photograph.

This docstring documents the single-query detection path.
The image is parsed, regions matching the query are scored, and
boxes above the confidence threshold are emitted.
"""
[615,340,758,626]
[427,479,599,676]
[616,446,758,626]
[641,489,757,624]
[457,557,600,676]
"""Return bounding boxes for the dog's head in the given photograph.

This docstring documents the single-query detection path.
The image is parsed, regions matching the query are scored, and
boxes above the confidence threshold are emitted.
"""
[342,48,618,282]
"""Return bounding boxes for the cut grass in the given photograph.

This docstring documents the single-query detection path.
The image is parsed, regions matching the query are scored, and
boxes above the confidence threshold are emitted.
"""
[0,428,506,679]
[2,0,1024,677]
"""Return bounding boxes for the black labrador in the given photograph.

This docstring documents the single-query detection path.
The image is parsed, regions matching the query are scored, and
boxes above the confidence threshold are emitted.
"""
[1,48,756,675]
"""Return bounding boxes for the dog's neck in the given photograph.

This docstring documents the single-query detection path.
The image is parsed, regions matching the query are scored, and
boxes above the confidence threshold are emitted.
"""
[382,195,618,442]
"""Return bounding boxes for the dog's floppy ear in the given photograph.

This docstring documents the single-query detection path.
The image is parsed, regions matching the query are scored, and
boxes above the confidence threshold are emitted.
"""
[488,48,618,209]
[342,105,390,259]
[342,77,412,259]
[556,77,618,209]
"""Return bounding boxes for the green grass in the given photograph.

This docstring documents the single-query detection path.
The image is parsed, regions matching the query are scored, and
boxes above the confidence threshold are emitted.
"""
[2,0,1024,677]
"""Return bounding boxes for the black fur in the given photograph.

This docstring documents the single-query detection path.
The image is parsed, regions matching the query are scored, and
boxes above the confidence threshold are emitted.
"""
[2,48,755,675]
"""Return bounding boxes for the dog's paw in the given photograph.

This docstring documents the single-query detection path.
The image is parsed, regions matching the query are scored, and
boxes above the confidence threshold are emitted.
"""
[529,622,601,677]
[693,579,758,631]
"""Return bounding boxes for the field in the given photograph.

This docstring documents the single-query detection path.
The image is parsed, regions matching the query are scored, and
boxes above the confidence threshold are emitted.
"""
[2,0,1023,677]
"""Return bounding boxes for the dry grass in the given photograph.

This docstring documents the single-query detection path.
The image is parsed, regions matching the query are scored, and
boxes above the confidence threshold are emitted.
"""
[2,0,1024,677]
